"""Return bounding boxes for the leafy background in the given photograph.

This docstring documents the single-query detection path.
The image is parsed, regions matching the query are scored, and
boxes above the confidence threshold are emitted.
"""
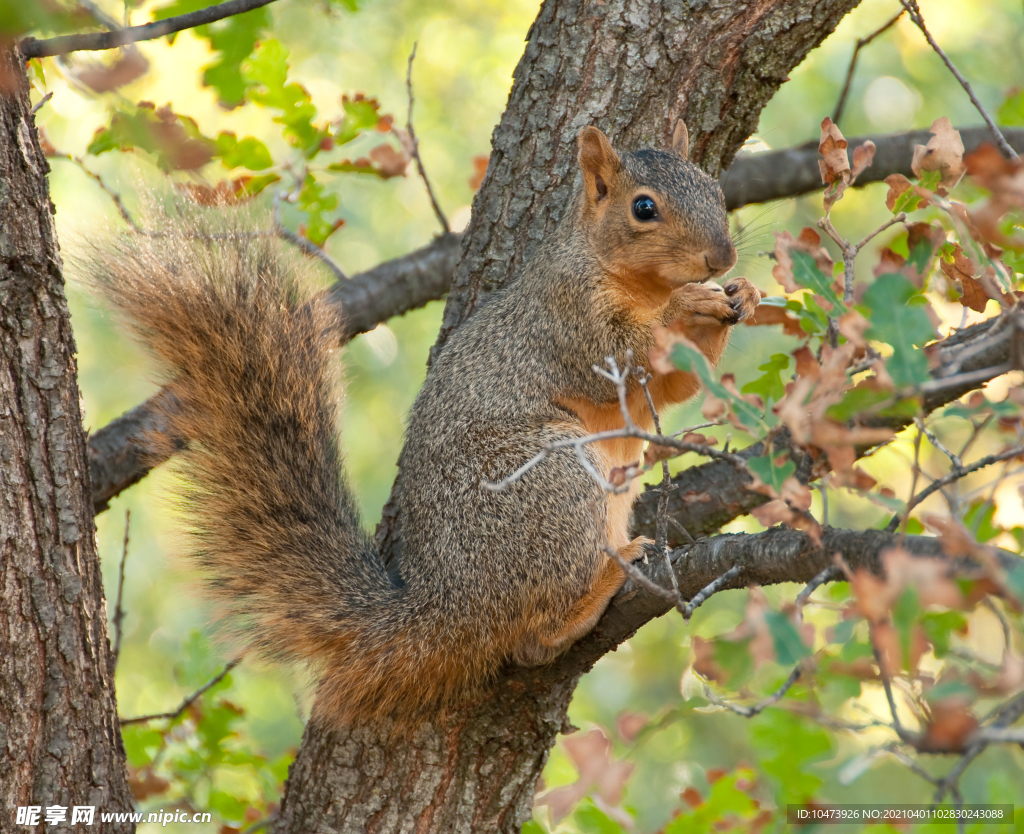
[12,0,1024,830]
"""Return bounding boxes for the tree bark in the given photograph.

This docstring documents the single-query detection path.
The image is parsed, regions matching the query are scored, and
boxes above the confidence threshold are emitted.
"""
[0,44,133,830]
[275,1,865,831]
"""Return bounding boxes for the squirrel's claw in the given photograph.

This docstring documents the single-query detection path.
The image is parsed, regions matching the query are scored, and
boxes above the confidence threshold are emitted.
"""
[722,277,761,323]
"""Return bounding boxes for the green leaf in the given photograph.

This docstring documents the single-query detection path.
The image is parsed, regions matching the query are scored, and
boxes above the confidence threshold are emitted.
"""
[791,250,844,311]
[963,500,1001,543]
[829,618,857,645]
[121,724,165,769]
[243,40,327,157]
[86,105,216,171]
[764,609,810,666]
[751,710,830,804]
[861,274,935,387]
[572,800,629,834]
[891,588,921,672]
[747,453,795,494]
[742,353,790,404]
[892,185,925,214]
[998,88,1024,127]
[664,770,761,834]
[521,822,546,834]
[208,789,247,823]
[334,96,384,146]
[670,342,765,430]
[153,0,271,106]
[296,173,342,246]
[216,132,274,170]
[917,169,943,193]
[713,637,754,687]
[1004,564,1024,606]
[920,611,967,658]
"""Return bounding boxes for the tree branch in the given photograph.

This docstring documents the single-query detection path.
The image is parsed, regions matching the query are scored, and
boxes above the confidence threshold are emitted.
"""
[566,526,1021,672]
[720,126,1024,209]
[20,0,282,59]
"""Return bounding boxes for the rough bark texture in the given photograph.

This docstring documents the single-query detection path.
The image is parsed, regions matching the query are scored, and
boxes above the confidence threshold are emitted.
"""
[0,44,132,829]
[274,1,865,831]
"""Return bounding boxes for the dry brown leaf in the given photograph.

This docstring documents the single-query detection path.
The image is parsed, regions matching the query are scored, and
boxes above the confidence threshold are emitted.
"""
[818,117,851,209]
[743,303,805,338]
[78,50,149,93]
[369,142,410,178]
[851,140,876,180]
[923,697,978,752]
[469,154,489,191]
[615,712,648,743]
[537,729,635,821]
[818,117,850,184]
[643,443,676,466]
[681,787,704,809]
[692,635,728,684]
[129,768,170,802]
[911,117,966,193]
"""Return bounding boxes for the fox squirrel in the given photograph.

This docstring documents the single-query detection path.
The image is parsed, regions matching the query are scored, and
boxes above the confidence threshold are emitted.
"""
[90,124,759,728]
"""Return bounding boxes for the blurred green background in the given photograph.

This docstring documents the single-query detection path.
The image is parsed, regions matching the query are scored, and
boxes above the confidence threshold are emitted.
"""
[26,0,1024,829]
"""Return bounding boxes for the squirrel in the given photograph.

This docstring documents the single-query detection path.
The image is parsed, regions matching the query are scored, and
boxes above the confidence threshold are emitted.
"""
[89,123,759,728]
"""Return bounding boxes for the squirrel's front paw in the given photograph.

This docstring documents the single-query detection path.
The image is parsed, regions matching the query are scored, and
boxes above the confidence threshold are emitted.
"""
[723,277,761,323]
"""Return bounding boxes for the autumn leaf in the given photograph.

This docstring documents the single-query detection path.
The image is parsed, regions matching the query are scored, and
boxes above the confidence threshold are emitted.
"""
[536,729,635,821]
[911,117,966,194]
[77,49,149,92]
[817,117,850,186]
[369,142,410,178]
[744,300,805,338]
[469,153,489,191]
[850,140,876,179]
[884,173,932,214]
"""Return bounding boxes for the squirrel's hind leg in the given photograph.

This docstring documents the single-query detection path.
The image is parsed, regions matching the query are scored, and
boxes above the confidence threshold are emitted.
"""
[511,536,650,666]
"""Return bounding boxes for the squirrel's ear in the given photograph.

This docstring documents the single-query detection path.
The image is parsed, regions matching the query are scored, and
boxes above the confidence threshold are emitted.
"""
[577,127,621,204]
[671,120,690,160]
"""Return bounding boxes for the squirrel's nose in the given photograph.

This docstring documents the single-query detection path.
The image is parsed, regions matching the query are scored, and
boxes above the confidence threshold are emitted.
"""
[703,242,737,274]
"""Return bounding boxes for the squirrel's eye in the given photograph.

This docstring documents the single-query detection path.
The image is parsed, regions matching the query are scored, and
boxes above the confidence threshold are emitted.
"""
[632,195,658,221]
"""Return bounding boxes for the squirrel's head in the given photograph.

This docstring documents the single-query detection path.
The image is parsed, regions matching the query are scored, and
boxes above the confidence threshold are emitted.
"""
[576,125,736,296]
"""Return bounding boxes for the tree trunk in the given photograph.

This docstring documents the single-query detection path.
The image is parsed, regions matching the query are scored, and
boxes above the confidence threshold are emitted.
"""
[0,43,133,830]
[277,1,862,831]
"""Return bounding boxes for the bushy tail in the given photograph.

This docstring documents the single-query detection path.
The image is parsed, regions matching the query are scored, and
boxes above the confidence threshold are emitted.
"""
[84,220,484,726]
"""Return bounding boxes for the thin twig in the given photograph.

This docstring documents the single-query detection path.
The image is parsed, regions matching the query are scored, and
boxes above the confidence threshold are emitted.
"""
[832,10,905,125]
[637,371,685,605]
[404,44,449,234]
[683,564,745,620]
[872,636,920,746]
[703,664,803,717]
[898,0,1018,160]
[794,564,841,624]
[885,744,940,787]
[30,92,53,116]
[885,443,1024,532]
[272,189,348,281]
[603,545,683,611]
[120,658,241,725]
[483,356,745,492]
[21,0,282,59]
[111,510,131,666]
